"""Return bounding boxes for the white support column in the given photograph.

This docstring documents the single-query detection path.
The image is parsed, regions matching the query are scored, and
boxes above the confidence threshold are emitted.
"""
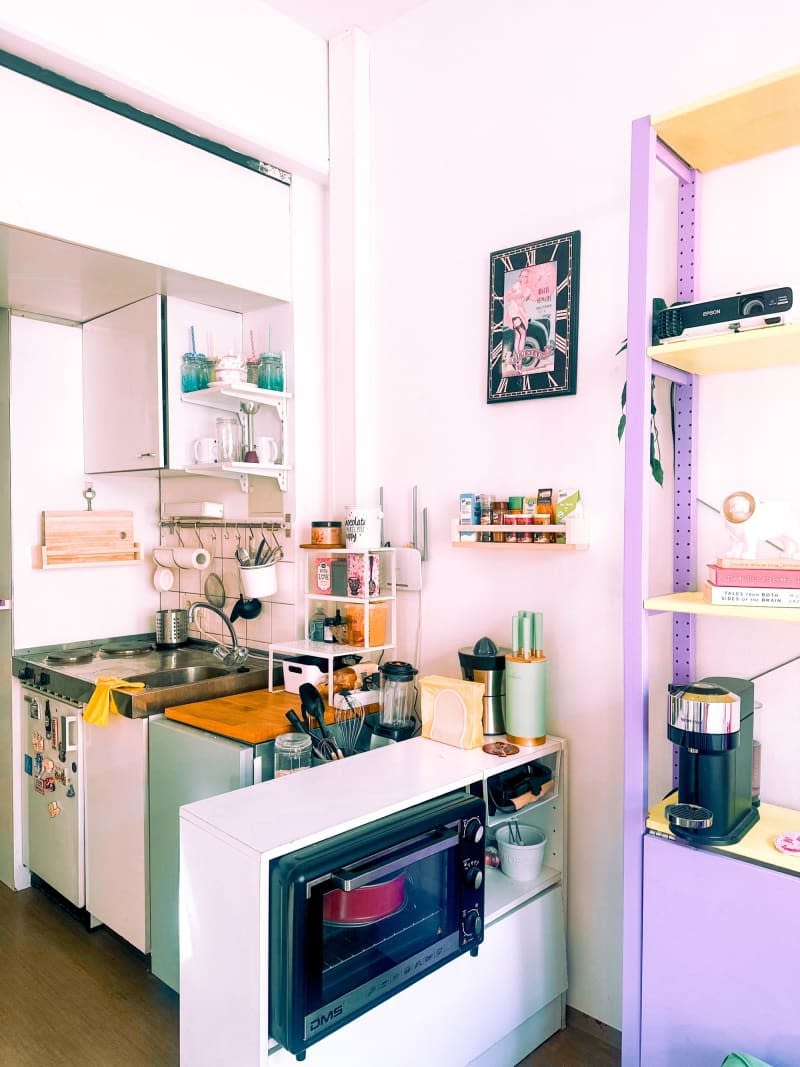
[328,29,375,515]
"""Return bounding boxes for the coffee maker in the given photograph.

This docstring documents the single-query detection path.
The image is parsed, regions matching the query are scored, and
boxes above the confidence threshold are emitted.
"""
[666,676,759,846]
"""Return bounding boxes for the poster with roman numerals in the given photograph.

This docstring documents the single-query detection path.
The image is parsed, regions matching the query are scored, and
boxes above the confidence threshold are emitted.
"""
[487,230,580,403]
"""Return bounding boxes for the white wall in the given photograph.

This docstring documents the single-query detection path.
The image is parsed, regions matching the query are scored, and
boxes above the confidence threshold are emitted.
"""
[9,315,160,647]
[0,0,329,179]
[366,0,800,1030]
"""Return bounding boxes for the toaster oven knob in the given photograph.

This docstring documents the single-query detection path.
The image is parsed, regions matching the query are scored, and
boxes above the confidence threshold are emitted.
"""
[463,908,483,939]
[463,866,483,891]
[463,818,484,845]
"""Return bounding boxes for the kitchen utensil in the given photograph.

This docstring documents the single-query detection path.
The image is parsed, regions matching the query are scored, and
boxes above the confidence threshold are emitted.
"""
[230,594,261,622]
[322,872,406,925]
[273,732,312,778]
[235,546,251,566]
[155,608,189,648]
[215,417,242,463]
[204,570,225,609]
[238,561,277,600]
[254,537,267,566]
[192,438,218,464]
[496,822,546,882]
[285,710,328,761]
[299,683,342,760]
[254,436,279,464]
[334,692,366,755]
[458,636,510,736]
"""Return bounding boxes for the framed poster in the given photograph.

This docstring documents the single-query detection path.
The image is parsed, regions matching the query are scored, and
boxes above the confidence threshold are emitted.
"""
[487,230,581,403]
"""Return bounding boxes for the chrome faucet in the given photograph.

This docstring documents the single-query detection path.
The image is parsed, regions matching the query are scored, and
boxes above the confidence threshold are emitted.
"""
[188,601,248,668]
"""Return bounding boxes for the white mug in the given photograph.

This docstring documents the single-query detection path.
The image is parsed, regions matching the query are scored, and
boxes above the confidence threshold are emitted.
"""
[254,436,279,464]
[193,437,217,464]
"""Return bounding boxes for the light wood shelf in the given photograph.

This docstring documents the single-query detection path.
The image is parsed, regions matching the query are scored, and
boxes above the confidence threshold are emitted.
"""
[652,65,800,171]
[649,322,800,375]
[644,589,800,622]
[450,520,588,549]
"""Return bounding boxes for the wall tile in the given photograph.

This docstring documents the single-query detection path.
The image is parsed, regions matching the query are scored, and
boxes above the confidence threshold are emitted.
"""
[246,605,271,645]
[271,603,297,644]
[273,560,295,605]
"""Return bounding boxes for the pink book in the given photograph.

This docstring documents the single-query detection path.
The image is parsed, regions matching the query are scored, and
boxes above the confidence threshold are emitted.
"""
[708,563,800,588]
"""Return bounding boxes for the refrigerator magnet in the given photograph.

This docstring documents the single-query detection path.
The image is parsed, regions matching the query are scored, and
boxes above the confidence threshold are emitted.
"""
[66,783,75,798]
[24,754,32,776]
[48,801,62,819]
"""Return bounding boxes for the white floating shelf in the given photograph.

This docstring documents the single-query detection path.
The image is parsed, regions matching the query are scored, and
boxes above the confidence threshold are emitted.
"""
[184,462,291,492]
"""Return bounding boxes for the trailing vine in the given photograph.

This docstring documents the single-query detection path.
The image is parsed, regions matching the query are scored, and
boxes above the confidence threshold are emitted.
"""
[617,297,668,485]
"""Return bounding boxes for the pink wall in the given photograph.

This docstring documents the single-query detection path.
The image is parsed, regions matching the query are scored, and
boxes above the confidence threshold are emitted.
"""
[366,0,800,1029]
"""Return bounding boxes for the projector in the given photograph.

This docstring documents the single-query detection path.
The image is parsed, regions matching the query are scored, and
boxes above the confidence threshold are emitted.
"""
[655,286,793,342]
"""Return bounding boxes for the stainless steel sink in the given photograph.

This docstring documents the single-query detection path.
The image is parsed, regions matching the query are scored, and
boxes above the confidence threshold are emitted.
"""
[126,666,230,688]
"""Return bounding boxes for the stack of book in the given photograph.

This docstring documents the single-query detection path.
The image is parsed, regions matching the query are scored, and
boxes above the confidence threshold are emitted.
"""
[705,557,800,607]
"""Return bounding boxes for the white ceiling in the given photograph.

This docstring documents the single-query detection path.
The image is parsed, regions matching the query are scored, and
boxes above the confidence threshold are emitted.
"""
[263,0,428,38]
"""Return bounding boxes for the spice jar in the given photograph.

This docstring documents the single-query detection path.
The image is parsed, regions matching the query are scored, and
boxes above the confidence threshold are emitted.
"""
[478,494,494,542]
[533,514,554,543]
[274,733,312,778]
[506,497,523,543]
[517,514,534,543]
[492,500,508,542]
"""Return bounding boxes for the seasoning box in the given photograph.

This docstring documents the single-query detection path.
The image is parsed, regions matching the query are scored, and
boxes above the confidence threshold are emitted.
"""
[535,488,554,543]
[459,493,480,542]
[555,489,581,544]
[347,553,380,597]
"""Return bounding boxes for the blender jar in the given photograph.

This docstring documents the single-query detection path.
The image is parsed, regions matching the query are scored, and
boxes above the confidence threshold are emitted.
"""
[374,661,419,744]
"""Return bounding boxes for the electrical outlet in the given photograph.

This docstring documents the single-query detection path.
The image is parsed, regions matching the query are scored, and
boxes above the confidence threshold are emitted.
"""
[395,546,422,591]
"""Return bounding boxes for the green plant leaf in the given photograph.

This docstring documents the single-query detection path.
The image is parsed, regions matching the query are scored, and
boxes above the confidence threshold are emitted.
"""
[615,340,628,356]
[621,381,627,409]
[617,413,626,440]
[651,456,664,485]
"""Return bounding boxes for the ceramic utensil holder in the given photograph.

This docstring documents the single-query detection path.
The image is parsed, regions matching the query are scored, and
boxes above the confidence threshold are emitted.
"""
[238,561,277,600]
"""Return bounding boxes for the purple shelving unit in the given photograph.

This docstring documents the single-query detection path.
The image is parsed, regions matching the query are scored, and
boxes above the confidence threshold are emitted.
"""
[622,72,800,1067]
[622,115,698,1067]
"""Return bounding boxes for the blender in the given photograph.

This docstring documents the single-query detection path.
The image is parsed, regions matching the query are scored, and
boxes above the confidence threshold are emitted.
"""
[370,661,419,747]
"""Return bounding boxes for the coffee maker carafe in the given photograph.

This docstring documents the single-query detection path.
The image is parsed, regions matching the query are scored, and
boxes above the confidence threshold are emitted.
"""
[666,676,759,846]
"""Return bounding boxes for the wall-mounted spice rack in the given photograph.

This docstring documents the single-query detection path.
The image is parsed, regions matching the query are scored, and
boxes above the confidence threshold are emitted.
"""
[450,520,589,549]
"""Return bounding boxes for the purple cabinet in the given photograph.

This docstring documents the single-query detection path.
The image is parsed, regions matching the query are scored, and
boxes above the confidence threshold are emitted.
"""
[641,834,800,1066]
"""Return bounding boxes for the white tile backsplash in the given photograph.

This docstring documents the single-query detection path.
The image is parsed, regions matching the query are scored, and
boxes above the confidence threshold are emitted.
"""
[273,560,294,605]
[271,603,297,643]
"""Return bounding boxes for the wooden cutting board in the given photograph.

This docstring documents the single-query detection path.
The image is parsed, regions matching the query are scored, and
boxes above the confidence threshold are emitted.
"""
[42,510,138,564]
[165,689,377,745]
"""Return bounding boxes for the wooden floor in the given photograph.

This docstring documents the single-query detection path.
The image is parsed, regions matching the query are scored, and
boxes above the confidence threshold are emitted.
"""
[1,881,619,1067]
[0,881,179,1067]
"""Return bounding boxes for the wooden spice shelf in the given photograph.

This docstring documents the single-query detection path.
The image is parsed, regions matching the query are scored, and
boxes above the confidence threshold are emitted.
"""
[451,520,588,549]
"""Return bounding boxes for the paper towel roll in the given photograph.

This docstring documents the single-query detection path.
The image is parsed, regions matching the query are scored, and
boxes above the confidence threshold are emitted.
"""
[153,546,210,570]
[504,654,547,746]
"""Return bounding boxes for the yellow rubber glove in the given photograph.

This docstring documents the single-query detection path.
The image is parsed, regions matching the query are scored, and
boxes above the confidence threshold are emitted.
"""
[83,677,146,727]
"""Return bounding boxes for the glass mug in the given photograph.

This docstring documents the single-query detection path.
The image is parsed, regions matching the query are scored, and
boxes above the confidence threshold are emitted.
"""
[254,436,279,464]
[215,417,242,463]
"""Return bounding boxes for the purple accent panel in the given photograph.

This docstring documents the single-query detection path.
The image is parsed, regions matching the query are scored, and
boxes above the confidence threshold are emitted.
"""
[655,138,694,183]
[642,835,800,1066]
[622,115,657,1067]
[672,169,698,787]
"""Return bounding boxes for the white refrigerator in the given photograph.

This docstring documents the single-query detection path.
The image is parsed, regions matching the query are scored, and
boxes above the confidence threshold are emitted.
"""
[22,689,85,907]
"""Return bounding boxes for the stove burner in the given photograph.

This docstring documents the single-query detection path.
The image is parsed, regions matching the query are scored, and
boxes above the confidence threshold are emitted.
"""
[45,650,95,666]
[98,644,154,658]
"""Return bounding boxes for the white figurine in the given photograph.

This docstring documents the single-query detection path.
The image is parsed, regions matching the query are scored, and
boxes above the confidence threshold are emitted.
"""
[722,491,800,560]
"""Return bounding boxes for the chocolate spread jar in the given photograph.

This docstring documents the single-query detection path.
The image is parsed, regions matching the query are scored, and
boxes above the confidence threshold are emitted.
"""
[310,521,344,547]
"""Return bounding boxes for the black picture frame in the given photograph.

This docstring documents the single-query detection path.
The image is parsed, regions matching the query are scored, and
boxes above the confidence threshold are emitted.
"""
[487,230,581,403]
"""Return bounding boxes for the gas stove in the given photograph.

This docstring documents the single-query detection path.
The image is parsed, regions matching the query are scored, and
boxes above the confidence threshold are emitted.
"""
[13,635,159,706]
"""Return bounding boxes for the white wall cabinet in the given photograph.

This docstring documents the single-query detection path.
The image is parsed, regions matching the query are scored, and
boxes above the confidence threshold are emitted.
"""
[83,295,164,473]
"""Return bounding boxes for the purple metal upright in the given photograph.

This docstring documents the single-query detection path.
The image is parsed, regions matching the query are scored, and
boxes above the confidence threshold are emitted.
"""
[622,120,699,1065]
[621,115,656,1067]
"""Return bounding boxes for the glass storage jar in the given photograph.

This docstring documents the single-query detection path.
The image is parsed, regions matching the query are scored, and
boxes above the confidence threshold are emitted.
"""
[274,733,312,778]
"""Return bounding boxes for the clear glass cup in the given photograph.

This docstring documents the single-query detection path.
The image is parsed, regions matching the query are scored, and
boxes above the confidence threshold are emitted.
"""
[274,732,312,777]
[215,417,242,463]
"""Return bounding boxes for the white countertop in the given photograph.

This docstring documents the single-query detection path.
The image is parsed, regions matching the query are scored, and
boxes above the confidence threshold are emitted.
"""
[180,734,564,858]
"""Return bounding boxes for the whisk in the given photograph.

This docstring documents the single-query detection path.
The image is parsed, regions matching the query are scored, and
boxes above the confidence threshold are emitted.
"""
[334,692,366,756]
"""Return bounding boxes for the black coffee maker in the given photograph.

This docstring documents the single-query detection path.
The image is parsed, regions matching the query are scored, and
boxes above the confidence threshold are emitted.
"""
[666,676,759,846]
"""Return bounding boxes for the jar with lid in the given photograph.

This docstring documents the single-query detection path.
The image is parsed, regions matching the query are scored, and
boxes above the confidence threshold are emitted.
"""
[181,352,203,393]
[492,500,508,543]
[478,494,494,542]
[310,521,344,547]
[258,351,284,392]
[273,733,312,778]
[506,496,523,543]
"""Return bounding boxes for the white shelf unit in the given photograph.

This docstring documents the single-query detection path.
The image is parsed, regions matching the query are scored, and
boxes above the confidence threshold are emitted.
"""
[269,547,397,696]
[484,746,562,829]
[180,384,292,491]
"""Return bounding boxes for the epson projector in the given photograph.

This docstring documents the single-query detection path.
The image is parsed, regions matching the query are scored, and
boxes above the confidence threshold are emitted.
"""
[655,286,793,342]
